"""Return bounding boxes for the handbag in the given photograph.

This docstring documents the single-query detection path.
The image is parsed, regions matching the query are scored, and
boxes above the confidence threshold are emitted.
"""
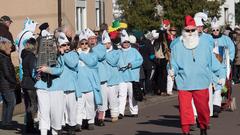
[132,81,144,102]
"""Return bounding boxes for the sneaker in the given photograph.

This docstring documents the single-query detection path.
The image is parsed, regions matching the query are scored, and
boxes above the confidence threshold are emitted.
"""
[212,111,219,118]
[190,124,197,131]
[111,117,118,122]
[118,114,124,119]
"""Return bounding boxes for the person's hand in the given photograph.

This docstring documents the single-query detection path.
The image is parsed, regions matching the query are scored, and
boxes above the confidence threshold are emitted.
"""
[37,66,49,73]
[218,78,225,86]
[127,63,132,68]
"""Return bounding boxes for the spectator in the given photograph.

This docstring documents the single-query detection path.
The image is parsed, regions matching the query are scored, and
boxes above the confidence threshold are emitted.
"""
[0,36,17,127]
[21,38,38,133]
[0,15,15,52]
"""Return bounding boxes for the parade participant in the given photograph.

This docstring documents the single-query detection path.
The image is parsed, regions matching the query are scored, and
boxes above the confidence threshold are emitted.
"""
[0,36,17,127]
[138,31,155,96]
[118,30,143,119]
[15,18,38,81]
[169,15,225,135]
[210,17,235,118]
[166,26,177,96]
[21,38,38,133]
[35,33,65,135]
[75,31,98,132]
[233,28,240,84]
[39,22,50,36]
[85,28,104,129]
[97,30,120,125]
[0,15,15,52]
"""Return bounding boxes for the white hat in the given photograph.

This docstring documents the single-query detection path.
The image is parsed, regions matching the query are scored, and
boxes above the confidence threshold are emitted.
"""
[144,31,153,41]
[211,17,220,28]
[79,30,88,42]
[152,30,159,39]
[41,30,51,37]
[85,28,96,39]
[194,12,208,26]
[129,35,136,44]
[102,30,111,44]
[121,30,129,43]
[58,32,69,46]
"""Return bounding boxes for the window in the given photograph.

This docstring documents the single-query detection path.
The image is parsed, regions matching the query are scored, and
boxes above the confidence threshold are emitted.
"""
[76,0,87,32]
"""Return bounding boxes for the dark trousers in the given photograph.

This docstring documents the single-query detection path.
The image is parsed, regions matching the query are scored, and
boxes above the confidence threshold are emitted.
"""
[1,91,16,125]
[23,89,38,130]
[143,69,155,95]
[233,65,240,83]
[154,59,167,93]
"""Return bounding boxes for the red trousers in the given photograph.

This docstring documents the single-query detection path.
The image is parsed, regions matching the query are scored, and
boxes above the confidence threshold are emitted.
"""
[178,89,210,133]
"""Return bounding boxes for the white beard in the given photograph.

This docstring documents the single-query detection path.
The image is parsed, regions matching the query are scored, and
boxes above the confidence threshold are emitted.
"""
[181,30,199,49]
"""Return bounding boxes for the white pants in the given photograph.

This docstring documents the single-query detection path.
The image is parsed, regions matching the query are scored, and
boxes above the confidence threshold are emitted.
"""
[209,84,213,116]
[62,91,77,126]
[118,82,138,115]
[76,91,95,125]
[37,90,64,131]
[213,90,222,107]
[98,84,119,118]
[167,75,174,94]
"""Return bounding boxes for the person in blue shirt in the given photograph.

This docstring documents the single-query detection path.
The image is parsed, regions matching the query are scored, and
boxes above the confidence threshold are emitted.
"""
[75,30,99,131]
[85,28,106,127]
[37,32,79,135]
[97,30,121,126]
[210,17,235,118]
[169,15,225,135]
[117,30,143,119]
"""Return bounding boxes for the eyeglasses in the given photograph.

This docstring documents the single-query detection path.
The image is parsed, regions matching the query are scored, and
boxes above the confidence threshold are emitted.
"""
[185,29,196,33]
[81,42,88,45]
[123,41,130,44]
[212,29,220,32]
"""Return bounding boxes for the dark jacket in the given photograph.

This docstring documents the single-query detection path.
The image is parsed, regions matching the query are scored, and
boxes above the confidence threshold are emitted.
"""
[0,50,17,92]
[139,37,155,70]
[21,49,37,90]
[0,23,15,51]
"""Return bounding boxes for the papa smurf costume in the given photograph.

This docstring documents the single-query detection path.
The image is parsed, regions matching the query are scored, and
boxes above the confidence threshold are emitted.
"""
[169,15,225,134]
[15,18,38,80]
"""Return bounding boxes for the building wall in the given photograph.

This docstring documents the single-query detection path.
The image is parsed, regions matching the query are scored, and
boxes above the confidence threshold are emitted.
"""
[218,0,236,28]
[0,0,113,65]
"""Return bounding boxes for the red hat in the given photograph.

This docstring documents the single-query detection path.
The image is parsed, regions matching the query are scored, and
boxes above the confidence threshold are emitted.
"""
[185,15,196,27]
[162,19,171,26]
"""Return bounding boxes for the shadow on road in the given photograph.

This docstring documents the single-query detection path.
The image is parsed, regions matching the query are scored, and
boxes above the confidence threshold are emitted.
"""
[0,120,24,134]
[136,131,182,135]
[137,115,181,128]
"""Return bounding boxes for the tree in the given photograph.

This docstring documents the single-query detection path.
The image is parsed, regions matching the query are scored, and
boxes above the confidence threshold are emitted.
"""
[117,0,224,31]
[236,2,240,25]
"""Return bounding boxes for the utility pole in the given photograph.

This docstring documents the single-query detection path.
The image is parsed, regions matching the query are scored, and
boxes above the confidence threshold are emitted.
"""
[58,0,62,27]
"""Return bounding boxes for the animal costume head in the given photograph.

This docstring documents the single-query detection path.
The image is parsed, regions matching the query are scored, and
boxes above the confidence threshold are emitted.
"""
[15,17,38,81]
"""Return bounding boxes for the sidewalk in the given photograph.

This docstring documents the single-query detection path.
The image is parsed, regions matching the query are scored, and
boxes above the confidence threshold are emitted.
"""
[0,91,178,135]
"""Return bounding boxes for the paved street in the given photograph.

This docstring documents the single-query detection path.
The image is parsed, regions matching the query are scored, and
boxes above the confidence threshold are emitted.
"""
[0,85,240,135]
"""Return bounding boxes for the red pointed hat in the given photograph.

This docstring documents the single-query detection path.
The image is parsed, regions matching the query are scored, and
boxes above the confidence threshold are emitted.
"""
[185,15,196,27]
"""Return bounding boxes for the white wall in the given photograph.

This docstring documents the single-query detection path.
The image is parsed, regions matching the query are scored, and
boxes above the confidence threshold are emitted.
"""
[218,0,236,28]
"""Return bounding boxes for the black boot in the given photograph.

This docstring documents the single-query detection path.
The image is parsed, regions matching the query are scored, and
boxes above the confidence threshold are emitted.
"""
[58,130,63,135]
[200,129,207,135]
[68,126,76,135]
[97,119,105,126]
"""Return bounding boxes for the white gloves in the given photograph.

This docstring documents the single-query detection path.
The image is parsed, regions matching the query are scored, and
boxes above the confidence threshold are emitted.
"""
[217,78,225,86]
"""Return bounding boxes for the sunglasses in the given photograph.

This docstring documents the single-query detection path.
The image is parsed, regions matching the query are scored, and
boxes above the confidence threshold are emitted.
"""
[123,41,130,44]
[212,29,220,32]
[81,42,88,45]
[185,29,196,33]
[60,44,68,47]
